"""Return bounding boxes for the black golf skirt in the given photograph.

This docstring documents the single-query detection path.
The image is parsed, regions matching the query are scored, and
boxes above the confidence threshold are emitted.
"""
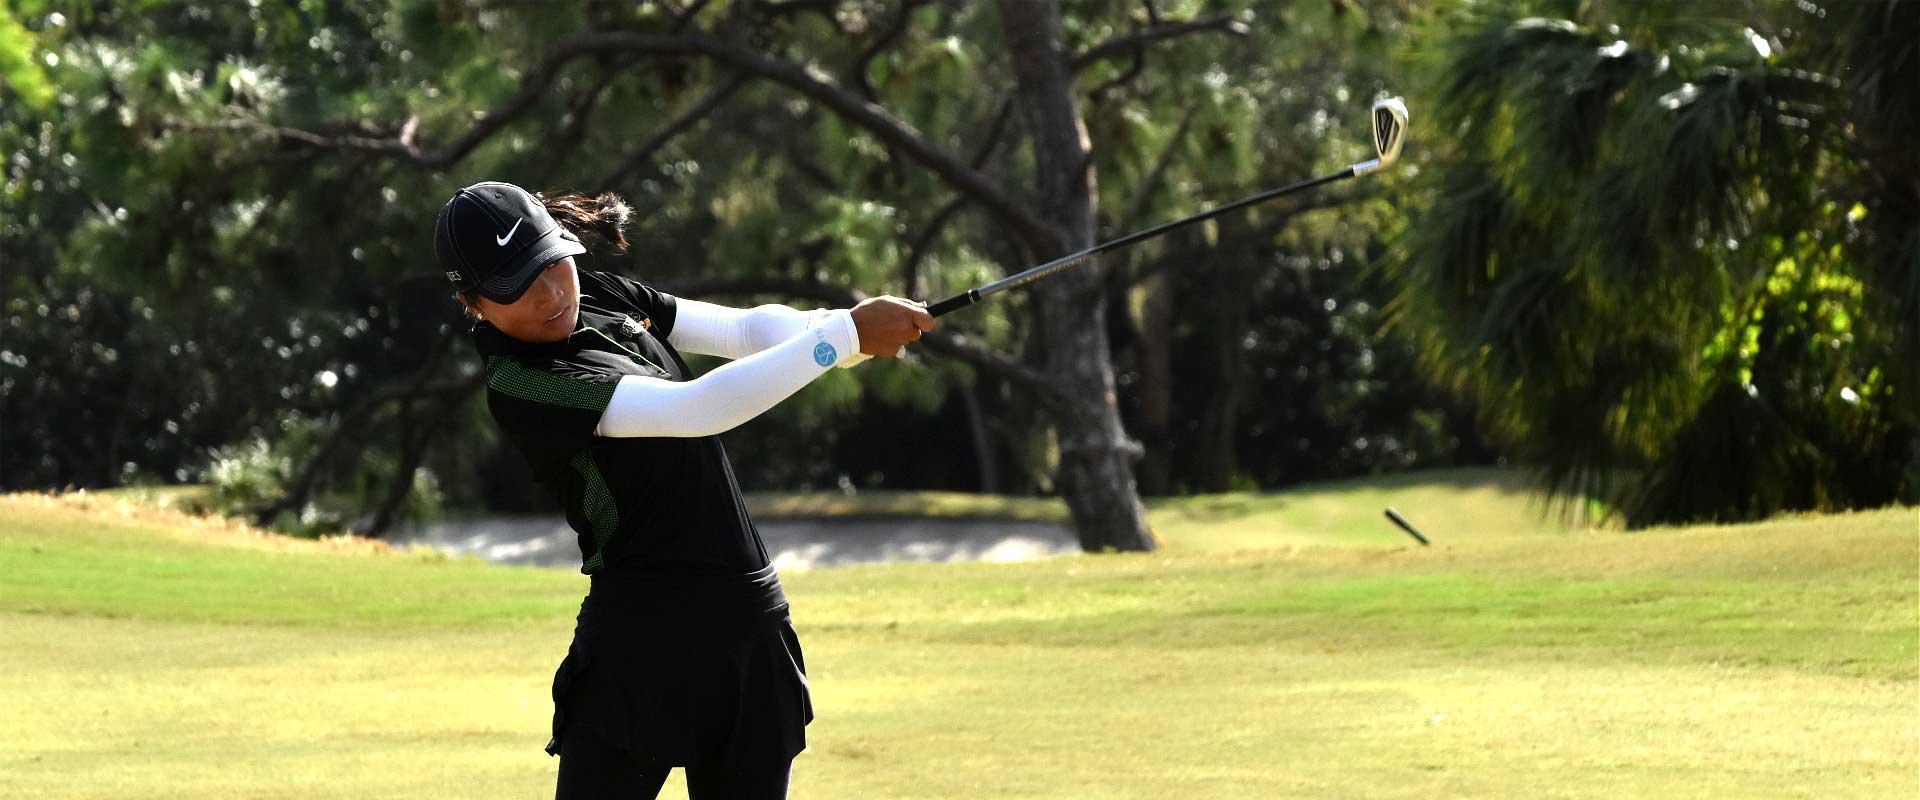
[546,564,813,769]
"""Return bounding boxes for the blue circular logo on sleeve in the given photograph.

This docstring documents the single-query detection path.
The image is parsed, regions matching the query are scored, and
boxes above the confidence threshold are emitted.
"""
[813,341,837,367]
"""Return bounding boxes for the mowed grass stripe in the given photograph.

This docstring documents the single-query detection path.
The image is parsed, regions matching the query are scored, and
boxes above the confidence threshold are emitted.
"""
[4,499,1914,677]
[0,488,1914,799]
[7,612,1913,800]
[786,508,1918,680]
[1,495,585,627]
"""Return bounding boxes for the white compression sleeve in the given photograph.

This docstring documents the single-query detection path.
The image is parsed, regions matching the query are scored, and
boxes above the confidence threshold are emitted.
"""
[670,299,869,367]
[594,310,862,438]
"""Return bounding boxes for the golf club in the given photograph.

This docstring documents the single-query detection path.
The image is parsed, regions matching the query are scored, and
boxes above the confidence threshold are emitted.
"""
[1384,507,1431,546]
[925,97,1409,318]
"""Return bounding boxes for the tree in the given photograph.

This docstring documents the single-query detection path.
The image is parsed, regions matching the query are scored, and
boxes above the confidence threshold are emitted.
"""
[4,1,1246,548]
[4,1,1486,545]
[1385,0,1919,525]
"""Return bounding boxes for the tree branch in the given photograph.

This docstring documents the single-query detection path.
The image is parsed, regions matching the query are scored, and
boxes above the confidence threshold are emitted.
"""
[187,40,610,169]
[556,30,1060,254]
[659,276,867,307]
[970,97,1019,166]
[538,64,631,174]
[754,0,839,22]
[186,28,1057,253]
[916,330,1073,413]
[900,197,968,299]
[359,397,436,539]
[1121,104,1198,230]
[849,0,934,191]
[899,97,1017,296]
[253,341,480,525]
[671,0,714,32]
[600,72,753,190]
[853,0,931,103]
[1070,15,1251,73]
[1086,46,1147,102]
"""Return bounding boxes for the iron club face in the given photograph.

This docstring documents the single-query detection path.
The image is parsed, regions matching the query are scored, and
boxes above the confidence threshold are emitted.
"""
[1354,96,1409,176]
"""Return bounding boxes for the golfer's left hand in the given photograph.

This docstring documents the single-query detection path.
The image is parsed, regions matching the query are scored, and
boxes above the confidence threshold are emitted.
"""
[851,296,935,357]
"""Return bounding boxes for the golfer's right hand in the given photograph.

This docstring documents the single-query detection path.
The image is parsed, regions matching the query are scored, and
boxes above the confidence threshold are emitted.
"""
[850,296,935,357]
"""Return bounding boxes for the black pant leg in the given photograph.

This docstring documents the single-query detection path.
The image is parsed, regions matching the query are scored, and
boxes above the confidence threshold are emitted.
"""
[683,757,793,800]
[554,730,672,800]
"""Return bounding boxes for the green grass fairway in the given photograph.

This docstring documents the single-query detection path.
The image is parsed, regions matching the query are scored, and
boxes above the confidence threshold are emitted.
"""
[1143,467,1610,552]
[2,478,1915,799]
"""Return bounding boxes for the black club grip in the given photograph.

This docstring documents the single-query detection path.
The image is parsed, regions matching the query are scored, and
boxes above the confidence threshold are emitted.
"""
[926,290,980,318]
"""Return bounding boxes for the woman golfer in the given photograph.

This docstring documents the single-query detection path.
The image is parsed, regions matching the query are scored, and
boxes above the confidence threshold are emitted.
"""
[433,181,933,798]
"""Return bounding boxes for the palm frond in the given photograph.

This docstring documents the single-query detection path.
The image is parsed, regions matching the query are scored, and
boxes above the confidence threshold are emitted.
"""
[1397,0,1916,525]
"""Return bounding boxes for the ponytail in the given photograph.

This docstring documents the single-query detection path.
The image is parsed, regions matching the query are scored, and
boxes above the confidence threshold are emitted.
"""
[541,191,632,254]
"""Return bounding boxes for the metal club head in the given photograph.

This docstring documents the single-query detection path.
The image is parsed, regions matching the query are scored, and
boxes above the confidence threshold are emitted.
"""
[1353,96,1409,176]
[1374,97,1408,165]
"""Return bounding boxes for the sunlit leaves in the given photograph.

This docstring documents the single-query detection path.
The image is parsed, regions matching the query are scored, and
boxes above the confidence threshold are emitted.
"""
[0,1,54,109]
[1390,2,1917,524]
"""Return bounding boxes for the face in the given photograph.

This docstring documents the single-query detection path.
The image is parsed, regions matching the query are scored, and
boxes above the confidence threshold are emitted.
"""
[468,257,580,342]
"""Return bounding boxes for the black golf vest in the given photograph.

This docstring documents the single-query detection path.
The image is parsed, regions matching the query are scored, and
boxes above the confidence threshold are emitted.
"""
[472,270,776,582]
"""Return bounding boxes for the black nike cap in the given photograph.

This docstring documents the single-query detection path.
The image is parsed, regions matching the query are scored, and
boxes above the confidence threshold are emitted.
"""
[433,181,587,304]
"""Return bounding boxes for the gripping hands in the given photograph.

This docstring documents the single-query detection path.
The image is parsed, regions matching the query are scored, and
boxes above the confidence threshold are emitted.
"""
[851,296,936,357]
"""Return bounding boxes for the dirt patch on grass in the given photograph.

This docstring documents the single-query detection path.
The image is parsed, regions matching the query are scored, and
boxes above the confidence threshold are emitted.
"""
[0,492,395,556]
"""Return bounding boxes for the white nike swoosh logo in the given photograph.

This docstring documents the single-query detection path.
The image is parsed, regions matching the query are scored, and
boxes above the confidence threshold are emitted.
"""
[495,218,522,246]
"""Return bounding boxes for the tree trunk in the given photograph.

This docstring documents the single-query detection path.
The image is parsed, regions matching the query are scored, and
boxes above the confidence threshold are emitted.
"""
[958,381,1000,493]
[998,0,1154,552]
[1135,262,1175,495]
[1190,214,1261,492]
[361,399,434,539]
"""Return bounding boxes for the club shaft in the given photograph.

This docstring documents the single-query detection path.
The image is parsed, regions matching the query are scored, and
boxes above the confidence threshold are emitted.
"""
[927,165,1359,317]
[1384,508,1431,546]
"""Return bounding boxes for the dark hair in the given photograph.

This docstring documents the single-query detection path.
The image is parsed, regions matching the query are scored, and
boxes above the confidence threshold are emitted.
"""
[540,191,632,253]
[454,190,631,317]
